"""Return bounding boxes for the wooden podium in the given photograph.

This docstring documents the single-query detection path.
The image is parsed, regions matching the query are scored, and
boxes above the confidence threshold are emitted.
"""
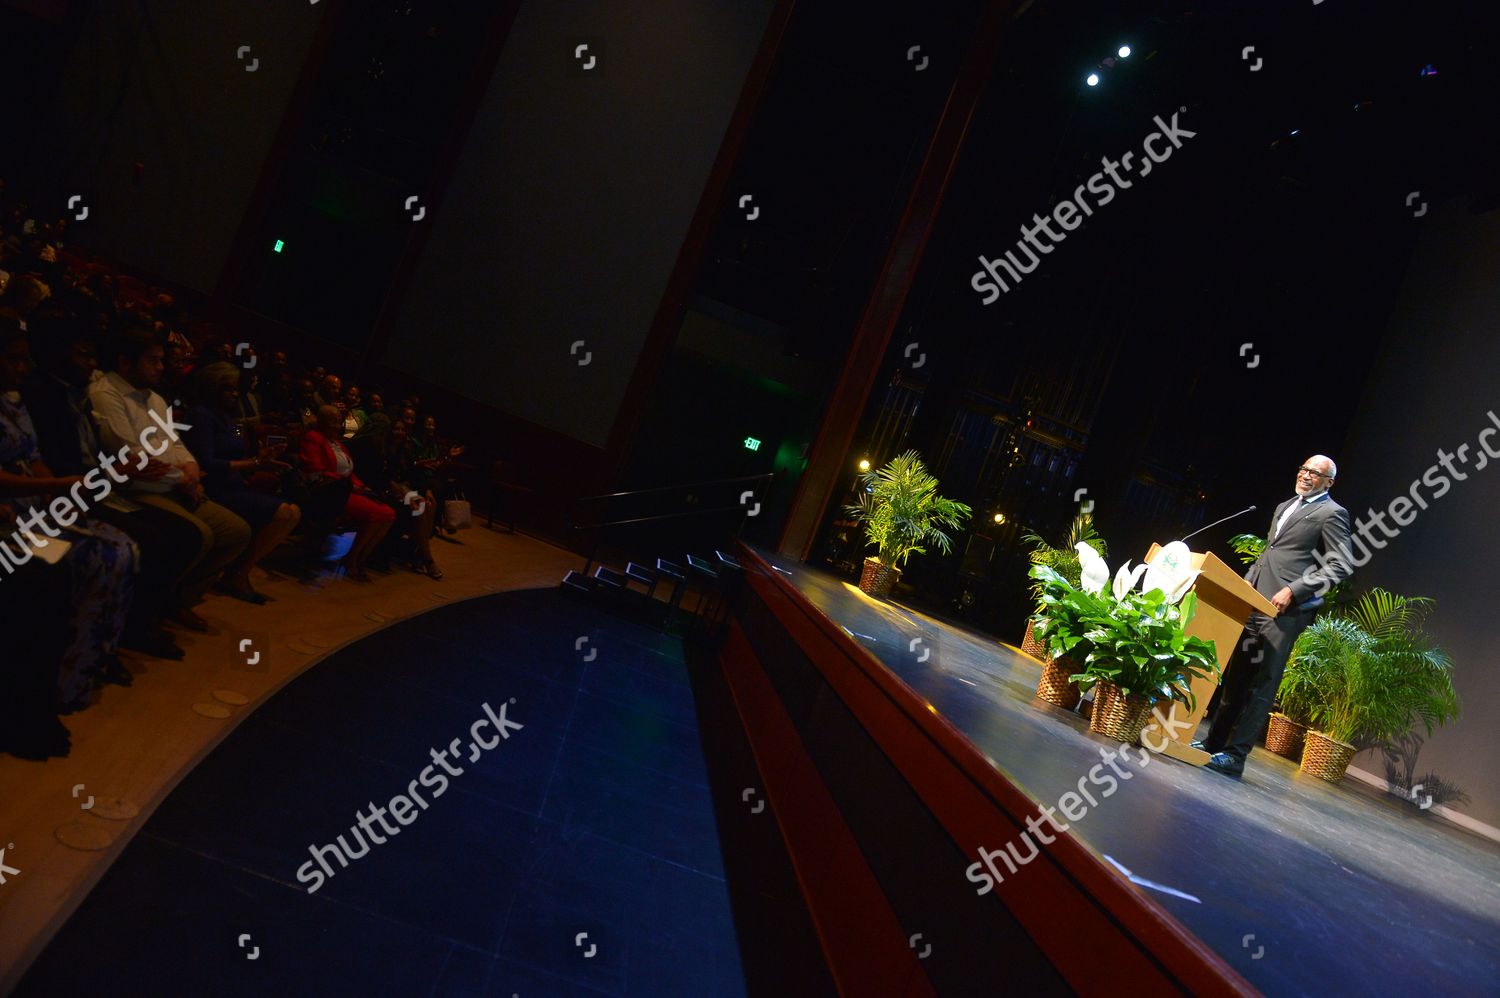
[1138,544,1278,766]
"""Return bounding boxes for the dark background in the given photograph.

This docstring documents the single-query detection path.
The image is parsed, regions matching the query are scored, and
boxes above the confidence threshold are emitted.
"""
[3,0,1495,821]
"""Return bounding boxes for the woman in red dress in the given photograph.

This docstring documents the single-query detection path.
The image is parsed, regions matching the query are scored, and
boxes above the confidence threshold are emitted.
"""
[299,405,394,581]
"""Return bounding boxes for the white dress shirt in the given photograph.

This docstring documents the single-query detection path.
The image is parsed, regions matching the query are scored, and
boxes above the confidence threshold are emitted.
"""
[87,371,195,493]
[1274,490,1328,538]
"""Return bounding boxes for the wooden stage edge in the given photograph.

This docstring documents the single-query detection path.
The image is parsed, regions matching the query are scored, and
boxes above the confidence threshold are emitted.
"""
[723,543,1256,997]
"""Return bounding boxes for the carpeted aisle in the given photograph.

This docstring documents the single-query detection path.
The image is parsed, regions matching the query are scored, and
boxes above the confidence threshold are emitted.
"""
[16,589,745,997]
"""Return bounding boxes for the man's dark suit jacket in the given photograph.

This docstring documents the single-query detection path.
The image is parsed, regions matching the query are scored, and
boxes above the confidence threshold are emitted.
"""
[1246,493,1354,612]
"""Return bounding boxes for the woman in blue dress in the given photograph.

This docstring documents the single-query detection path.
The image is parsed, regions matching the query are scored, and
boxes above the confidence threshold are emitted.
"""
[0,319,138,712]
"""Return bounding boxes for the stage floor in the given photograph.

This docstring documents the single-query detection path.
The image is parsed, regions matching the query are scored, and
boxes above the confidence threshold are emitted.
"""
[750,548,1500,996]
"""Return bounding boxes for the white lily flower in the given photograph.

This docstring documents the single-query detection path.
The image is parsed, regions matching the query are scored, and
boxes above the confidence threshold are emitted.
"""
[1112,561,1147,601]
[1074,541,1102,568]
[1079,551,1110,595]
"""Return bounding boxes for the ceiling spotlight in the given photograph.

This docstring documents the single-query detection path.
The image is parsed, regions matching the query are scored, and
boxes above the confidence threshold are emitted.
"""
[993,512,1007,524]
[858,458,871,472]
[1086,73,1100,87]
[1118,45,1131,58]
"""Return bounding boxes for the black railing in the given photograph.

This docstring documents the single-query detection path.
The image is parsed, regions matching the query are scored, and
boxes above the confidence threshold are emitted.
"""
[570,472,774,574]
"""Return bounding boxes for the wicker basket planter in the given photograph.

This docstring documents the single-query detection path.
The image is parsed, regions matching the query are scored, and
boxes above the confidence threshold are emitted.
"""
[1035,656,1082,710]
[1088,681,1158,743]
[1020,619,1048,660]
[858,557,902,597]
[1265,712,1309,760]
[1300,730,1357,783]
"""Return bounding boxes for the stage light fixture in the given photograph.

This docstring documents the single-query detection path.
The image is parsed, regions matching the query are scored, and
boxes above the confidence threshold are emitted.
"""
[858,458,871,471]
[993,512,1006,524]
[1086,73,1100,87]
[1118,45,1131,58]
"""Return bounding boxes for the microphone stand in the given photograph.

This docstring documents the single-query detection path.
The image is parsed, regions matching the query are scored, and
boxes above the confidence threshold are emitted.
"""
[1178,505,1257,545]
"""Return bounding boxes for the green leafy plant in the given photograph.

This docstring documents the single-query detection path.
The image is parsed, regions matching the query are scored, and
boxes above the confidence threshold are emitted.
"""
[1029,563,1113,664]
[1023,510,1108,602]
[844,450,972,570]
[1029,562,1220,709]
[1227,532,1266,566]
[1281,589,1460,748]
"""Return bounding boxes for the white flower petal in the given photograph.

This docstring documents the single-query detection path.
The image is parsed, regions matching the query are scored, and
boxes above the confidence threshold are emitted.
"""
[1080,556,1109,595]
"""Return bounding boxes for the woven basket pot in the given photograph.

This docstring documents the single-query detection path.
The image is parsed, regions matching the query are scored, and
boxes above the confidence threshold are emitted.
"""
[1088,681,1158,743]
[1300,730,1357,783]
[1265,712,1309,760]
[1035,655,1081,710]
[858,557,901,597]
[1021,619,1048,660]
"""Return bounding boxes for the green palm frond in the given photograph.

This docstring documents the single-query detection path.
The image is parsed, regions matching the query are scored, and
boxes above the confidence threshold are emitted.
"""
[1282,588,1460,748]
[843,450,972,570]
[1227,533,1266,566]
[1023,510,1108,597]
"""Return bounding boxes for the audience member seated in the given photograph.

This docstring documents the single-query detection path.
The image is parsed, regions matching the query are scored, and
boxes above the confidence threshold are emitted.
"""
[1,318,138,713]
[89,325,252,631]
[23,309,199,659]
[412,413,466,529]
[185,363,301,604]
[299,405,394,581]
[293,375,319,427]
[342,382,364,435]
[0,272,52,323]
[313,373,342,409]
[349,414,441,579]
[161,335,191,404]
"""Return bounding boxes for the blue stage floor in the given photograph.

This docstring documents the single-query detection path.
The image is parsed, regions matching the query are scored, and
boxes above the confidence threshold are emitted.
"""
[746,547,1500,997]
[17,589,745,997]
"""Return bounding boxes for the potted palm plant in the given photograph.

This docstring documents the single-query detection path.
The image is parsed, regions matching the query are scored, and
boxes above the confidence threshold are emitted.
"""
[1288,589,1460,783]
[1020,511,1107,659]
[1268,640,1328,760]
[844,450,972,598]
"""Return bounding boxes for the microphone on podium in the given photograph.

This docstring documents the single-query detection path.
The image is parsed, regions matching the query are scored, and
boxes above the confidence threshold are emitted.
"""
[1178,505,1257,544]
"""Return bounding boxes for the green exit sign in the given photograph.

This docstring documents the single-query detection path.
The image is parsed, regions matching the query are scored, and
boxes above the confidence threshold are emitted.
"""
[273,238,285,253]
[743,436,761,452]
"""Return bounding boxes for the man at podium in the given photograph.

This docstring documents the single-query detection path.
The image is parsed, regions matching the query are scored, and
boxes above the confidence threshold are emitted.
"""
[1195,455,1354,777]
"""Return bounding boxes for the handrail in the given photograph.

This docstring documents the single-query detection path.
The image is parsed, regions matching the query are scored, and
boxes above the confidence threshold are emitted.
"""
[569,504,749,532]
[575,472,772,504]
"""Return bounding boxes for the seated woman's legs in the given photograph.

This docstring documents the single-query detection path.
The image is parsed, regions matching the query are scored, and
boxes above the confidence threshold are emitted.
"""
[222,502,300,601]
[57,522,138,712]
[411,489,439,576]
[343,494,396,581]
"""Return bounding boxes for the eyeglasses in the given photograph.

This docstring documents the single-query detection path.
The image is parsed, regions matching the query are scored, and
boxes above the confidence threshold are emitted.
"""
[1296,466,1331,479]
